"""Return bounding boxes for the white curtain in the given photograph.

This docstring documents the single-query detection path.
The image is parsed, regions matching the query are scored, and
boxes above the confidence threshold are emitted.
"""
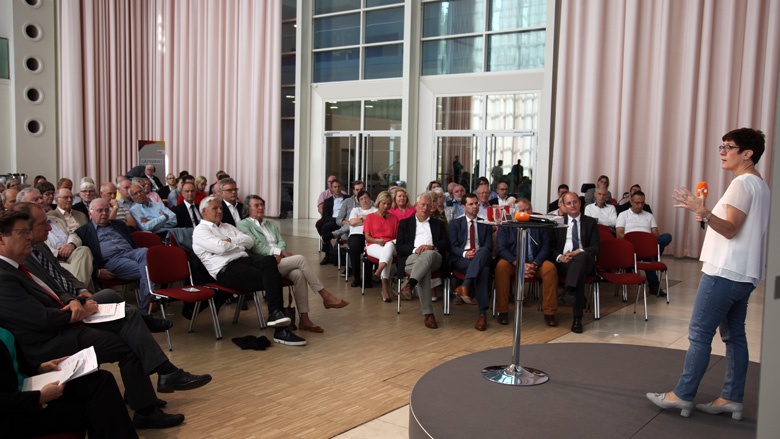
[552,0,780,257]
[59,0,282,215]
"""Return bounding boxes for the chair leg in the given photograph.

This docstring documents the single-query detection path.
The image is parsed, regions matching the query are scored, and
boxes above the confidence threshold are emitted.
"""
[642,284,648,321]
[160,302,172,351]
[444,278,450,315]
[252,293,266,330]
[664,270,670,304]
[189,302,200,333]
[232,296,243,324]
[397,278,401,314]
[361,256,366,295]
[207,298,222,340]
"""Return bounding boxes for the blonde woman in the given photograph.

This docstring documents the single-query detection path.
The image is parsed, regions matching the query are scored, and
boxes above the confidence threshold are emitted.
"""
[364,191,399,302]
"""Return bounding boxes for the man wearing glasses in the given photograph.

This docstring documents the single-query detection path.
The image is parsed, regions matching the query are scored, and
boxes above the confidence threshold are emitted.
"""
[72,182,98,217]
[217,178,244,226]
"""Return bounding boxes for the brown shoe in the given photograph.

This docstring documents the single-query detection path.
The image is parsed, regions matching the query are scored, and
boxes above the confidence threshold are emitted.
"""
[424,314,438,329]
[475,314,487,331]
[455,285,474,304]
[544,314,558,327]
[400,282,413,300]
[497,312,509,325]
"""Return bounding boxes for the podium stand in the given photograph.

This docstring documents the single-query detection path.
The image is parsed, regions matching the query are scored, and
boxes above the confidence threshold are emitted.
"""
[481,220,557,386]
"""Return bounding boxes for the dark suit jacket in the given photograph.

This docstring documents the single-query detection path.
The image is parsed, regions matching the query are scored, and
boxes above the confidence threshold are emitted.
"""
[497,225,550,266]
[488,198,508,206]
[75,220,137,271]
[0,334,42,414]
[23,243,89,297]
[172,201,199,229]
[549,214,600,262]
[220,200,244,227]
[321,195,345,222]
[448,216,493,263]
[396,215,450,270]
[72,201,89,217]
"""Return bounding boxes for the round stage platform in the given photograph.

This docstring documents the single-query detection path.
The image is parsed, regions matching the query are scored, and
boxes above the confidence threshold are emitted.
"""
[409,343,758,439]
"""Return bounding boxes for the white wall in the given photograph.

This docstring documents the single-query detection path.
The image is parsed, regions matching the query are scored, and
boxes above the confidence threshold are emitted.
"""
[0,0,15,169]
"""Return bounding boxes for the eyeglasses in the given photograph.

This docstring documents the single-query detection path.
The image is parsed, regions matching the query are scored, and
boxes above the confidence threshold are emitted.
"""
[718,144,738,153]
[92,208,111,213]
[10,228,32,236]
[222,188,238,192]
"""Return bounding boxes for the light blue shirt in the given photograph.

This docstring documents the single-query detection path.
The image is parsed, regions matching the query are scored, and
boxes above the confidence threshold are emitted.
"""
[129,201,177,233]
[93,222,134,260]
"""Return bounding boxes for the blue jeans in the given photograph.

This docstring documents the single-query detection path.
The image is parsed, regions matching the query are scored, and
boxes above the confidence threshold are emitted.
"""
[104,248,154,314]
[673,274,755,403]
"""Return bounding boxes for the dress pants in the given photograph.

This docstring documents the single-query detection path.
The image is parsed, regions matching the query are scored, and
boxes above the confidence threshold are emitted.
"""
[59,246,94,289]
[4,370,137,439]
[555,252,596,317]
[103,248,153,313]
[276,255,324,314]
[451,247,492,313]
[347,234,366,280]
[404,250,442,316]
[495,259,558,315]
[366,242,396,280]
[216,254,284,314]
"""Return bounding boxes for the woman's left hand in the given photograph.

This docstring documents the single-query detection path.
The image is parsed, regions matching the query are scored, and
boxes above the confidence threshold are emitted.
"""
[672,186,706,216]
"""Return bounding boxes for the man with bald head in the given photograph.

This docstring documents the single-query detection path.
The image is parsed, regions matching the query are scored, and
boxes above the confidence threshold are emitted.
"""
[2,187,19,210]
[76,198,155,313]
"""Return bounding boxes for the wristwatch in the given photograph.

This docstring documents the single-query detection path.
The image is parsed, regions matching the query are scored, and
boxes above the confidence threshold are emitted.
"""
[702,212,713,223]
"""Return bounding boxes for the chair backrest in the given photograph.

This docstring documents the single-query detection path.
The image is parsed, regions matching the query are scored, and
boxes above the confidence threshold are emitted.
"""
[132,231,164,248]
[597,224,614,241]
[623,231,659,260]
[597,238,636,271]
[145,245,192,285]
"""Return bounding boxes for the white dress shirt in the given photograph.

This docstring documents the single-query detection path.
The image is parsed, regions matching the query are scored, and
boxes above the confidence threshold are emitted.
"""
[584,202,617,227]
[412,216,434,252]
[192,220,255,279]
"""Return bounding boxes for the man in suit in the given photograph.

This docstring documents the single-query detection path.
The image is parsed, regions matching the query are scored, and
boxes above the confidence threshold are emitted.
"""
[143,165,164,192]
[450,193,493,331]
[172,182,202,228]
[72,181,98,216]
[318,179,345,264]
[217,177,244,226]
[550,191,600,333]
[495,198,560,326]
[488,182,510,206]
[48,188,88,234]
[397,192,451,329]
[0,209,211,429]
[76,198,155,313]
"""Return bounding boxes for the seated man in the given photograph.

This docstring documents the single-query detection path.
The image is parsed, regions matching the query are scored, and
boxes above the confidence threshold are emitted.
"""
[158,172,177,202]
[217,178,244,226]
[318,179,346,265]
[193,196,305,346]
[450,193,493,331]
[117,177,135,213]
[0,210,211,430]
[549,191,600,334]
[331,180,369,241]
[2,188,19,210]
[20,189,94,286]
[76,199,156,313]
[548,184,569,213]
[616,190,672,296]
[444,184,466,218]
[48,188,88,234]
[143,164,163,192]
[495,198,559,326]
[172,182,202,228]
[616,184,654,214]
[397,193,450,329]
[175,175,204,207]
[72,182,98,216]
[128,184,177,236]
[584,185,617,227]
[488,182,510,206]
[131,177,162,204]
[316,175,338,216]
[237,195,348,333]
[583,175,613,206]
[474,184,492,219]
[100,181,137,229]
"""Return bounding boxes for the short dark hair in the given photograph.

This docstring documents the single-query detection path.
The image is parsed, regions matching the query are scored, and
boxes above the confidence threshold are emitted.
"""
[11,202,41,227]
[0,210,30,234]
[558,184,569,191]
[356,190,369,201]
[36,181,55,194]
[723,128,765,164]
[631,190,646,199]
[56,178,72,188]
[463,193,478,204]
[330,179,341,186]
[352,180,365,190]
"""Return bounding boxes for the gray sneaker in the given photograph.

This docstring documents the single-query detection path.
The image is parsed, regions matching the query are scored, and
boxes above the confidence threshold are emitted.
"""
[274,328,307,346]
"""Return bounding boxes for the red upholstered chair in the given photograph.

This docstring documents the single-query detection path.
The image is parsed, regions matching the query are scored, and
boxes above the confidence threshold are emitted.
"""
[597,238,649,320]
[597,224,615,241]
[624,231,670,303]
[361,249,398,296]
[132,231,164,248]
[145,246,221,350]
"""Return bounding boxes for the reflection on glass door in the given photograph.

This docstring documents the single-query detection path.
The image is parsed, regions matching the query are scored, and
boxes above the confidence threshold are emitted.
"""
[324,132,401,200]
[324,132,359,191]
[435,135,478,190]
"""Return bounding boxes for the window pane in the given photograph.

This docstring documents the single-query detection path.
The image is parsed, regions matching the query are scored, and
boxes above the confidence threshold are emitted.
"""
[490,0,547,31]
[364,99,402,130]
[488,30,545,71]
[314,49,360,83]
[485,93,539,130]
[314,14,360,49]
[281,54,296,85]
[366,0,404,7]
[282,22,297,53]
[314,0,361,15]
[325,101,361,131]
[364,44,403,79]
[435,96,483,130]
[281,87,295,118]
[282,0,297,20]
[421,36,483,76]
[281,119,295,150]
[281,183,294,214]
[281,151,295,181]
[365,7,404,44]
[422,0,485,38]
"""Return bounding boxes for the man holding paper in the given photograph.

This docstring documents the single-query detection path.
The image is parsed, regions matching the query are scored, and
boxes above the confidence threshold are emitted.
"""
[0,208,212,429]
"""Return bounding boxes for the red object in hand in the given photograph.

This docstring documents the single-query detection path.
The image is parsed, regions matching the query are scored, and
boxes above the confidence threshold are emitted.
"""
[515,212,530,222]
[696,181,709,199]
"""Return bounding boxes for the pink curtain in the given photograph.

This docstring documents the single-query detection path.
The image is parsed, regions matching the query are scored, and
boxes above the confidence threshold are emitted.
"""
[59,0,282,215]
[553,0,780,257]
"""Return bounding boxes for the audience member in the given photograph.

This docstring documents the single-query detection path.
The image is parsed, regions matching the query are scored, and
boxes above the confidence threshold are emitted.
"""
[584,185,618,227]
[363,191,397,301]
[344,189,377,288]
[316,175,338,215]
[475,184,491,218]
[489,182,510,206]
[617,184,653,214]
[158,173,177,201]
[388,187,415,220]
[332,180,369,242]
[427,180,442,191]
[318,179,345,265]
[548,184,569,213]
[176,175,204,206]
[100,182,136,229]
[72,181,98,216]
[36,181,56,211]
[134,177,163,204]
[217,178,243,226]
[208,170,227,195]
[172,182,202,228]
[583,175,613,206]
[129,184,177,236]
[445,184,466,218]
[144,165,163,192]
[194,175,209,198]
[2,188,19,210]
[49,188,88,234]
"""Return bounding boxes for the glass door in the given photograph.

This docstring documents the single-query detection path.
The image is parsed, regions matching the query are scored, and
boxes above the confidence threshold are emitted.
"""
[324,131,401,199]
[323,132,360,190]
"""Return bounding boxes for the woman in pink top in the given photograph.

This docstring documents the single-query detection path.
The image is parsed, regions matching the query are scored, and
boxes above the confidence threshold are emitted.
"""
[364,191,399,302]
[388,187,415,220]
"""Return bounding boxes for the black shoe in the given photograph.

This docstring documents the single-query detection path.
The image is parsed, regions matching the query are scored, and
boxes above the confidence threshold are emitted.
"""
[273,327,307,346]
[351,279,362,287]
[320,255,330,265]
[142,315,174,333]
[124,391,167,408]
[133,407,185,429]
[267,309,292,328]
[571,317,583,334]
[157,369,212,393]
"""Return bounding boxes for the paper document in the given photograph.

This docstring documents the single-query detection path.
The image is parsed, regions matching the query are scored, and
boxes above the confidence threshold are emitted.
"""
[83,302,126,324]
[22,346,99,391]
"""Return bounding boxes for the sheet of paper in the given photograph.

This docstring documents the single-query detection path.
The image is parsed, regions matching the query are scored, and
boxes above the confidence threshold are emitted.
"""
[22,346,99,391]
[83,302,126,324]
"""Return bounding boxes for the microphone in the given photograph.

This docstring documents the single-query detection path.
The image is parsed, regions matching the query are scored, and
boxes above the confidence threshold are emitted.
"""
[696,181,709,229]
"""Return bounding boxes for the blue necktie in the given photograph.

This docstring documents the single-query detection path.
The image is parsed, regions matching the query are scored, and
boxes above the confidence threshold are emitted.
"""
[572,219,580,250]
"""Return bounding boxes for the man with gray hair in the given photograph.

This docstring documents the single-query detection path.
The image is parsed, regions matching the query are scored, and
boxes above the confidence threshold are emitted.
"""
[2,187,19,210]
[72,181,97,216]
[129,184,177,236]
[144,164,163,192]
[397,192,451,329]
[217,178,244,226]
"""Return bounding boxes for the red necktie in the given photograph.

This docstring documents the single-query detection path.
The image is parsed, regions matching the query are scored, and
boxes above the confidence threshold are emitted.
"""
[19,265,65,306]
[469,220,476,250]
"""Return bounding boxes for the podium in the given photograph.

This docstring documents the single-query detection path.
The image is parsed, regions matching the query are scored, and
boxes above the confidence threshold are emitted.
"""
[481,220,557,386]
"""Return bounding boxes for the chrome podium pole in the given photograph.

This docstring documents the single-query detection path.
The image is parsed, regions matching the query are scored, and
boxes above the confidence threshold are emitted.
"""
[482,224,549,386]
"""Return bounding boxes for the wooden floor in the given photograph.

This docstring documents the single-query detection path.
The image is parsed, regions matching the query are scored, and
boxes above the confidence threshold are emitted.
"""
[107,222,677,439]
